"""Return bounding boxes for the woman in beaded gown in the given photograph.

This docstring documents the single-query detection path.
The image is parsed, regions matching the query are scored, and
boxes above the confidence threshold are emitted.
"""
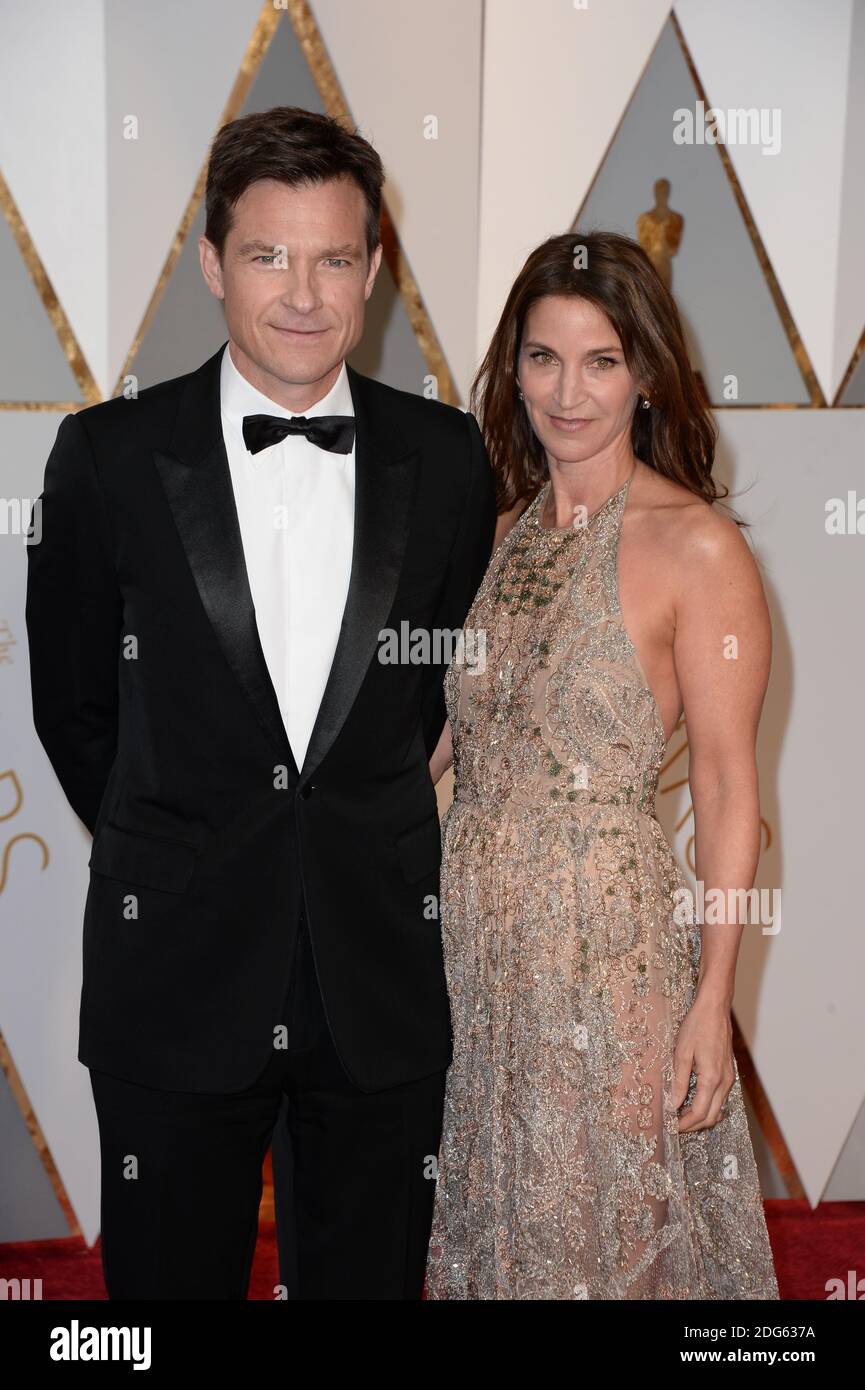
[425,232,779,1301]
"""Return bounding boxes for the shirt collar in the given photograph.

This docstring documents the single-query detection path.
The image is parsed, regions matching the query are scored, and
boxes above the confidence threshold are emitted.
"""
[220,341,354,441]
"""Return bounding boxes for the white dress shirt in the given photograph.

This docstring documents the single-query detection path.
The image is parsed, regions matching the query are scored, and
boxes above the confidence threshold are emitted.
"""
[220,342,355,771]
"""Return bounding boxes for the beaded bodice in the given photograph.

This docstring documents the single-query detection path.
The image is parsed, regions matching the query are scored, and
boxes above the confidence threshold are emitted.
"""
[446,474,668,817]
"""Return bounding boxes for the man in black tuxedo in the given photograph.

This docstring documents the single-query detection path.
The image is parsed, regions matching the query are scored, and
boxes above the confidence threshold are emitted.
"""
[25,105,495,1299]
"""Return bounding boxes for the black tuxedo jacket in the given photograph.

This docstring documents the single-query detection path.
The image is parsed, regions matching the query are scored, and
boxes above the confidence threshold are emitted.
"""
[25,342,495,1093]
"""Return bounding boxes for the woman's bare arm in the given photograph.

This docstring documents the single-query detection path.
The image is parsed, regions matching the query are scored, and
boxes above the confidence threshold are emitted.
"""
[669,508,772,1131]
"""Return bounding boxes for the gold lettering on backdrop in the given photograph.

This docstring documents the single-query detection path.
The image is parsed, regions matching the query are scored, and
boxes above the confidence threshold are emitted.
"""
[0,770,50,892]
[0,617,16,665]
[0,768,24,820]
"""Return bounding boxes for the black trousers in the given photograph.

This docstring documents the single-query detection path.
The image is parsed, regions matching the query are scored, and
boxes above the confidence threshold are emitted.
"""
[89,914,447,1299]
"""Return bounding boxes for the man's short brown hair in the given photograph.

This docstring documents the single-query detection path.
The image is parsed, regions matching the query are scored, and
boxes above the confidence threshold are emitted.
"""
[204,105,384,261]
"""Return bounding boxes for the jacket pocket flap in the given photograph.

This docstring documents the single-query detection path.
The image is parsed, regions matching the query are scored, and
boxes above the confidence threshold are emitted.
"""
[394,813,441,885]
[89,822,198,894]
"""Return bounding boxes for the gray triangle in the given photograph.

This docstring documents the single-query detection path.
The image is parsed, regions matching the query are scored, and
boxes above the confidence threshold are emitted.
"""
[0,213,83,402]
[739,1071,789,1199]
[823,1090,865,1199]
[130,16,428,396]
[577,17,809,406]
[838,347,865,405]
[124,198,227,392]
[0,1066,69,1240]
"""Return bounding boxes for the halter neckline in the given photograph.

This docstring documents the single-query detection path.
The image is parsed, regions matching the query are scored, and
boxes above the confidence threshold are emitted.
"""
[533,464,637,534]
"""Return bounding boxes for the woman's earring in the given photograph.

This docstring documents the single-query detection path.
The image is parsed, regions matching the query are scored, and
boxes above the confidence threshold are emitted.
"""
[517,386,524,401]
[641,397,651,410]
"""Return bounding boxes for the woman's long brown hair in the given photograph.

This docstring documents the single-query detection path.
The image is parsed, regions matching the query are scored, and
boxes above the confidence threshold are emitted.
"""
[470,230,736,521]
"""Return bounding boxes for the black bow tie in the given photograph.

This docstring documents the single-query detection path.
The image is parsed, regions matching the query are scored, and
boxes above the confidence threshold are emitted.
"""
[242,413,355,456]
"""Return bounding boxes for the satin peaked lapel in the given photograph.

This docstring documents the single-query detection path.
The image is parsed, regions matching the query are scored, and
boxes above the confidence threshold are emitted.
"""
[152,343,299,779]
[299,364,420,783]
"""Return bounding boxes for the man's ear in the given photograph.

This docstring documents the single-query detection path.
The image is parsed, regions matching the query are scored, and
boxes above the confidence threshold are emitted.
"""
[364,242,383,300]
[199,235,225,301]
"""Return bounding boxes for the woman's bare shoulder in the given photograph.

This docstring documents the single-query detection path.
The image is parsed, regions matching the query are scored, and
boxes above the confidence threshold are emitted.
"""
[645,475,768,631]
[631,466,766,630]
[637,466,750,561]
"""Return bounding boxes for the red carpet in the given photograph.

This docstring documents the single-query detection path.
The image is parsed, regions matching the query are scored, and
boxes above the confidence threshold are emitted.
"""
[0,1202,861,1299]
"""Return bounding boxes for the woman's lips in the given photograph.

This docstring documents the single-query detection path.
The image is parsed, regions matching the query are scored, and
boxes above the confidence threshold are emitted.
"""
[549,415,592,431]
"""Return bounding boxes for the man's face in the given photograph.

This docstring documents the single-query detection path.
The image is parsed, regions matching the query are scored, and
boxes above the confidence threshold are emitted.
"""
[199,175,382,408]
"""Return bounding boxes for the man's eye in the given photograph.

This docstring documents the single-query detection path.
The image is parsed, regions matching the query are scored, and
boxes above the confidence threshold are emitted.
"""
[325,258,349,268]
[255,255,275,265]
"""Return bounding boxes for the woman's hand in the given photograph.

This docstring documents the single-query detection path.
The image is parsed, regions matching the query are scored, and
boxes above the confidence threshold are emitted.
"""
[672,996,736,1133]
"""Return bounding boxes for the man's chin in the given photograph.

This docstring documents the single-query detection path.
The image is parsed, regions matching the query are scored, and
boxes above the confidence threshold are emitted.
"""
[261,343,339,385]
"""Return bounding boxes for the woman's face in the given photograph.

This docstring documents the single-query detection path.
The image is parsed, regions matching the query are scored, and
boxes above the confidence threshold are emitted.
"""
[516,295,642,464]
